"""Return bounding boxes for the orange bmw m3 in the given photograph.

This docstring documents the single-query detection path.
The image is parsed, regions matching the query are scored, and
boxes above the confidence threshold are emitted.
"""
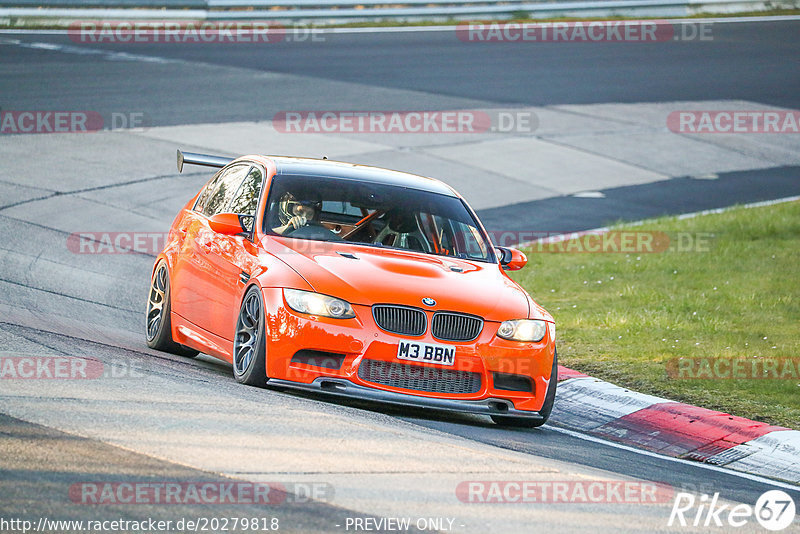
[146,150,557,427]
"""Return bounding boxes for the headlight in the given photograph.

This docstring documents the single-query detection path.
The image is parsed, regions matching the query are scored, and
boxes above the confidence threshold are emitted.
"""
[284,289,355,319]
[497,319,547,342]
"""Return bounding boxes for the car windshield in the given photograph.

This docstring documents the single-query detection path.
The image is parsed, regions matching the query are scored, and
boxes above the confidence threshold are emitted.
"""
[264,174,494,263]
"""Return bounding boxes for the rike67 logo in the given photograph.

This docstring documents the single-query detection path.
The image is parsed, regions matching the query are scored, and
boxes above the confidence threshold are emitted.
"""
[669,490,796,531]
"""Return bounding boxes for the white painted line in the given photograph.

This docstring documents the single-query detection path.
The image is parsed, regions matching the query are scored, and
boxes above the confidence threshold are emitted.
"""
[0,38,176,64]
[25,42,62,50]
[572,191,606,198]
[675,195,800,221]
[547,425,800,491]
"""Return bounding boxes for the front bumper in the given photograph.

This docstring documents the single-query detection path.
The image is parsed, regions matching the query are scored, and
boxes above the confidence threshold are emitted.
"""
[268,377,546,420]
[261,287,556,414]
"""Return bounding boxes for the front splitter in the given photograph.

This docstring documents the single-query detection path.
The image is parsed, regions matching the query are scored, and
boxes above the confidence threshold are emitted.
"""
[268,377,544,420]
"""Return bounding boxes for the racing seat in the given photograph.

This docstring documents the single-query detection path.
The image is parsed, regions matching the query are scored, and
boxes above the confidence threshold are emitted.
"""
[374,211,429,252]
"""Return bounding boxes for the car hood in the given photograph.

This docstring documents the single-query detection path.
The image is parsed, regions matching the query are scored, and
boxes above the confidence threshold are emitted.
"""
[262,237,532,322]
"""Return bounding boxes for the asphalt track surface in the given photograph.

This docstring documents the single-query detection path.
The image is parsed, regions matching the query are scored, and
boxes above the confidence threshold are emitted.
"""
[2,21,799,123]
[1,19,799,533]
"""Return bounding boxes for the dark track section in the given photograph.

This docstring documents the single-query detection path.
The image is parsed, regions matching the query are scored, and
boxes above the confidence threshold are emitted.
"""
[1,20,798,128]
[477,165,800,239]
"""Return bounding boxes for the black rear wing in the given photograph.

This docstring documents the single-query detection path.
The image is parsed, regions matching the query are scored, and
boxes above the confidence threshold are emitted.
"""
[177,149,234,173]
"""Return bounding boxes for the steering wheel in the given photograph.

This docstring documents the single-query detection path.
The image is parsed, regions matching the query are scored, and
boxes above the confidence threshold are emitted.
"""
[285,223,341,240]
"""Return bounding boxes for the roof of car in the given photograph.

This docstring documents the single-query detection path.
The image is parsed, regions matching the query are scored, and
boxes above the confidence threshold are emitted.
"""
[267,156,458,197]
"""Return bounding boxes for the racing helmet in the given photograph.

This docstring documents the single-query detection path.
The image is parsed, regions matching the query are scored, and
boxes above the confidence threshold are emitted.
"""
[277,192,323,226]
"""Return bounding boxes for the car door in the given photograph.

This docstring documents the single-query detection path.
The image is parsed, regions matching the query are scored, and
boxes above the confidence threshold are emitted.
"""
[171,163,252,332]
[201,165,266,341]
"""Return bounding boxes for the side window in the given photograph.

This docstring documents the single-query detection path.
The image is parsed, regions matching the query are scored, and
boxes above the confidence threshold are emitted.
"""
[228,167,264,232]
[229,167,264,216]
[199,164,251,218]
[193,170,224,214]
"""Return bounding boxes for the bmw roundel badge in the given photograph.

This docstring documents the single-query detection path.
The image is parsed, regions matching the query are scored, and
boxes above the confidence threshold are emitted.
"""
[422,297,436,307]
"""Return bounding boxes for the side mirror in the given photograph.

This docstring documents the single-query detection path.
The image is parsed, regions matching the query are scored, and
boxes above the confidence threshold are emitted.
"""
[496,246,527,271]
[208,213,246,236]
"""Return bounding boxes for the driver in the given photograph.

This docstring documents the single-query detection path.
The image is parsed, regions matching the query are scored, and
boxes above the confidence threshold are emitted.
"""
[272,192,323,235]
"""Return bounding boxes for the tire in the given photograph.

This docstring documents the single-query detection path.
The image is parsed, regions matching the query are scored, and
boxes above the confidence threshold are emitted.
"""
[145,261,199,358]
[491,348,558,428]
[232,285,269,388]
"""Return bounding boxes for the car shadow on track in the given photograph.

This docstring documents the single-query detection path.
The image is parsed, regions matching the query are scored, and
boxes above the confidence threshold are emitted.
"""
[267,384,539,430]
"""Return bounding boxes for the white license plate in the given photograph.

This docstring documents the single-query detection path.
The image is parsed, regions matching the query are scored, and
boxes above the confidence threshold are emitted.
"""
[397,341,455,366]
